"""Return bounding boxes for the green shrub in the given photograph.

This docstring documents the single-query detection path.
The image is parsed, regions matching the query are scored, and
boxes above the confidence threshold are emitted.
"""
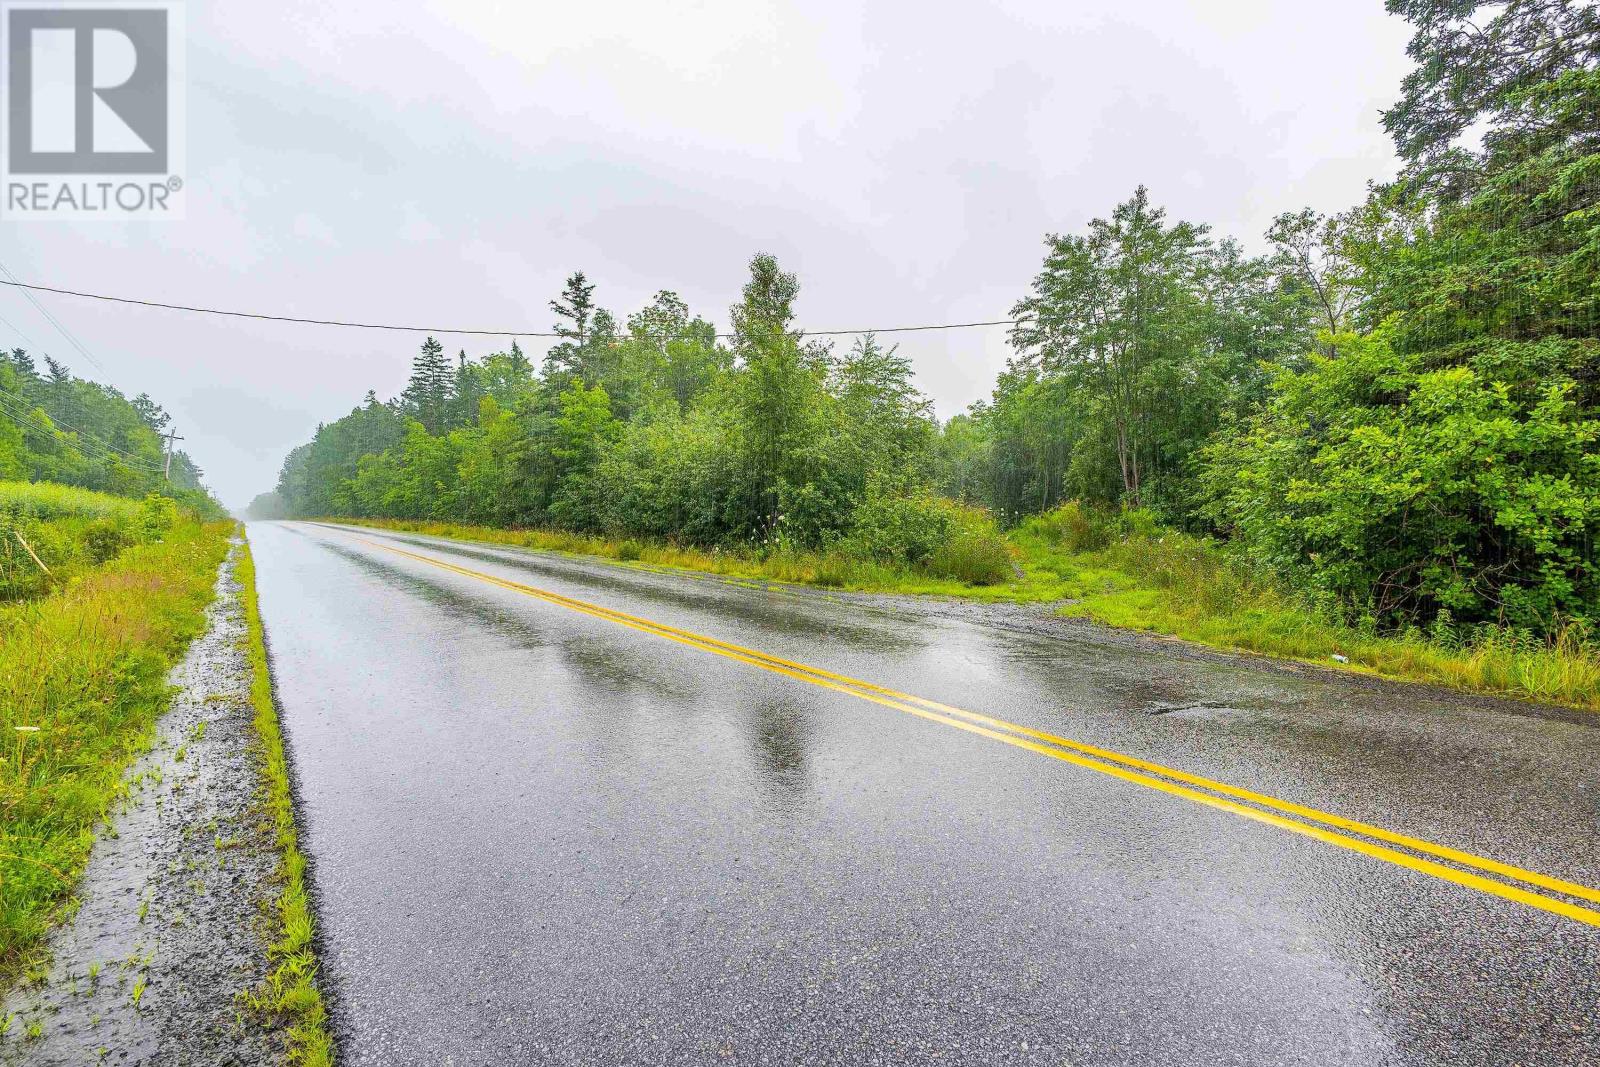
[1021,500,1115,552]
[1203,331,1600,633]
[616,539,644,561]
[0,484,197,603]
[82,517,135,564]
[138,492,179,539]
[840,486,957,567]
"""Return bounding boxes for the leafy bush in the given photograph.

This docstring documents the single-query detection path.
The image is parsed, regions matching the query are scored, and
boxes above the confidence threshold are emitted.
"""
[839,485,960,567]
[137,492,179,538]
[587,406,740,544]
[1203,332,1599,633]
[81,517,135,564]
[1021,500,1113,552]
[838,483,1014,584]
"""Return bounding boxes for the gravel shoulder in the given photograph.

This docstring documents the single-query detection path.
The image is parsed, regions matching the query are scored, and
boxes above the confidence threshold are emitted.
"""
[2,543,295,1065]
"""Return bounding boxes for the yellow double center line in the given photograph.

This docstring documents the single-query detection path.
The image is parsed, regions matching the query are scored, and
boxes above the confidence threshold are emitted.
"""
[337,527,1600,929]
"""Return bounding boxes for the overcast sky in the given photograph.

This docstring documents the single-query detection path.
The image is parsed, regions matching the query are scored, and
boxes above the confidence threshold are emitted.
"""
[5,0,1414,509]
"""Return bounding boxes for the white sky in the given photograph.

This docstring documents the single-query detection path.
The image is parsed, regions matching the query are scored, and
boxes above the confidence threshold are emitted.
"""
[4,0,1413,508]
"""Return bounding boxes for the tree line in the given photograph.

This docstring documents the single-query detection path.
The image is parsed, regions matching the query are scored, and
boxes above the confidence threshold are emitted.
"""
[259,0,1598,636]
[0,348,215,513]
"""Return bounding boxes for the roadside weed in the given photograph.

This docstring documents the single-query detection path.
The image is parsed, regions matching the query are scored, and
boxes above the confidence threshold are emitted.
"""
[236,539,334,1067]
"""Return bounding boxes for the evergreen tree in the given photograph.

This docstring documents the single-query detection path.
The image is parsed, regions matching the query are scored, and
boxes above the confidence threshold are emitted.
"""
[43,356,70,388]
[402,336,452,435]
[1362,0,1600,349]
[452,350,483,430]
[1383,0,1599,179]
[506,339,531,377]
[8,348,36,380]
[545,272,598,384]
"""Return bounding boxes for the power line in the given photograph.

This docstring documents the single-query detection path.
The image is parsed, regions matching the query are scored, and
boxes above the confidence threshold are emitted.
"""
[805,319,1016,336]
[0,277,1019,340]
[0,262,110,373]
[0,308,47,356]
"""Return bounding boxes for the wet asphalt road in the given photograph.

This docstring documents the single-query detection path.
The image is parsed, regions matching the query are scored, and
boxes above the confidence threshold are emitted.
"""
[248,521,1600,1066]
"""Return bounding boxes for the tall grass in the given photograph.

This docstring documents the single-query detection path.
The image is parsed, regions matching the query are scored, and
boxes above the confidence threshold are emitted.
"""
[1019,503,1600,712]
[0,481,144,523]
[0,514,229,985]
[0,481,180,602]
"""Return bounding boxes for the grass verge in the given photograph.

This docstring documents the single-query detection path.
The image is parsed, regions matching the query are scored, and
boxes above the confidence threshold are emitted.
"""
[0,514,230,987]
[1014,523,1600,711]
[321,515,1600,712]
[323,517,1050,601]
[236,536,333,1066]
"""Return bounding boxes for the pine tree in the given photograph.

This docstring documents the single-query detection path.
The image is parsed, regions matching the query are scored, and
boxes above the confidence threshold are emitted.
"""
[8,348,36,380]
[507,340,531,377]
[545,272,598,385]
[402,336,452,435]
[452,350,483,430]
[43,356,70,388]
[550,272,595,345]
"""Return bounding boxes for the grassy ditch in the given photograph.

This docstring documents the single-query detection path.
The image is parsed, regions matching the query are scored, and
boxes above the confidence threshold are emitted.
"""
[236,538,333,1066]
[323,513,1600,712]
[0,491,230,986]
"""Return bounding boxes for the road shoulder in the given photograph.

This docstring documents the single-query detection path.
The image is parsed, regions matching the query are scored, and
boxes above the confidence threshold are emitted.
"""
[1,540,331,1065]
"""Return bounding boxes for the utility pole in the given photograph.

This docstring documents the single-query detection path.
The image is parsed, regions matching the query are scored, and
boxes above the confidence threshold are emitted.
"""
[161,427,184,482]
